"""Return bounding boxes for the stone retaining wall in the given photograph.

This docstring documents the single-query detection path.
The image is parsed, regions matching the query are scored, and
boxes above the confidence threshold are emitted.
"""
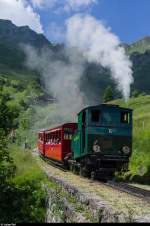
[44,171,129,223]
[33,151,150,223]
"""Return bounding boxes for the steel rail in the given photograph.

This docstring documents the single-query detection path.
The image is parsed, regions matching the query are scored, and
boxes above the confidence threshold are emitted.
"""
[40,153,67,172]
[35,149,150,201]
[105,181,150,201]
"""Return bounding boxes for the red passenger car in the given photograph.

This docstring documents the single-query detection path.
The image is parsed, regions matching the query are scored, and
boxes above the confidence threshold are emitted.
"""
[37,130,45,155]
[37,123,77,162]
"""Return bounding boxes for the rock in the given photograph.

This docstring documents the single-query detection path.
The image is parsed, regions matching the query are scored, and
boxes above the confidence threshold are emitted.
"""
[134,214,150,223]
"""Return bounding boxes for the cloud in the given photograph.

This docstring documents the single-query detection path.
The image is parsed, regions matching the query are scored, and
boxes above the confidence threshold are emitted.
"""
[0,0,43,33]
[31,0,97,12]
[31,0,57,9]
[66,14,133,101]
[45,22,66,44]
[64,0,97,12]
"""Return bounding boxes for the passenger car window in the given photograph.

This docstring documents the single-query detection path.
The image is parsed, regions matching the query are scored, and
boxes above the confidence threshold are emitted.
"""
[64,128,74,140]
[91,110,100,122]
[121,112,130,124]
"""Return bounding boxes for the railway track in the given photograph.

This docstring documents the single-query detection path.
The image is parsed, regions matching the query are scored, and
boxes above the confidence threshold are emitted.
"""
[36,150,150,202]
[47,163,150,201]
[105,181,150,201]
[40,154,67,172]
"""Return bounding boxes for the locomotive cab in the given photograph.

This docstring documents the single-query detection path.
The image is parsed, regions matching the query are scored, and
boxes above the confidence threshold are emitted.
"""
[71,104,133,179]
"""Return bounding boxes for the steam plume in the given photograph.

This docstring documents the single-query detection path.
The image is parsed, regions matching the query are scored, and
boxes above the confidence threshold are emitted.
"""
[23,46,86,122]
[23,14,134,128]
[66,14,133,101]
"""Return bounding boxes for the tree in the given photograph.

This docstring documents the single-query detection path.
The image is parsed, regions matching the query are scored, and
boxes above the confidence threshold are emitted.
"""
[0,89,16,184]
[103,86,114,103]
[131,89,141,98]
[0,129,16,184]
[0,87,21,134]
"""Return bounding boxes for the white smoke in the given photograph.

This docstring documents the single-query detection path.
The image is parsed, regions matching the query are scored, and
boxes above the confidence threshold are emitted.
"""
[23,14,134,127]
[23,46,86,122]
[66,14,133,101]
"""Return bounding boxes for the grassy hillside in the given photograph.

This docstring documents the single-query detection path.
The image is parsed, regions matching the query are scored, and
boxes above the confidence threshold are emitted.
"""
[110,95,150,182]
[0,144,48,223]
[127,37,150,54]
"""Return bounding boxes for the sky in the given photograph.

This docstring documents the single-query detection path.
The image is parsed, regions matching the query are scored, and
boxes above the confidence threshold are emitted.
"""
[0,0,150,44]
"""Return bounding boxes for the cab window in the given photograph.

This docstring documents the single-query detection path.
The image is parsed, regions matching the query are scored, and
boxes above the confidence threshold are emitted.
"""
[91,110,100,122]
[121,112,130,124]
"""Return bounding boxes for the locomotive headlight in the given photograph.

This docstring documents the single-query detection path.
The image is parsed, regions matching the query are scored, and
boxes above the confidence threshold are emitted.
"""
[122,146,130,155]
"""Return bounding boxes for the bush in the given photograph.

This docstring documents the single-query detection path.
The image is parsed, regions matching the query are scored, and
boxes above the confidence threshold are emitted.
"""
[0,129,16,184]
[0,181,46,223]
[0,145,47,223]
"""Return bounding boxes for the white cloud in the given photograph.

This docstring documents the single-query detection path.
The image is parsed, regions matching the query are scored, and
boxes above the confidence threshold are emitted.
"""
[65,0,97,12]
[46,22,65,43]
[0,0,43,33]
[31,0,57,9]
[31,0,97,12]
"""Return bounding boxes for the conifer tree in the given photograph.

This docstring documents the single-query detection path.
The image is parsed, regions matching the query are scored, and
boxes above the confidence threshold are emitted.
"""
[103,86,114,103]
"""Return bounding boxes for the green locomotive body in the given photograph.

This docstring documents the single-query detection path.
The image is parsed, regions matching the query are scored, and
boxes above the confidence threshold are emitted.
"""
[71,104,132,179]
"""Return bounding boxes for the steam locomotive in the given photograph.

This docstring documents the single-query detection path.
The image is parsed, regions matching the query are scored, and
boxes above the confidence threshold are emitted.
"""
[37,104,132,179]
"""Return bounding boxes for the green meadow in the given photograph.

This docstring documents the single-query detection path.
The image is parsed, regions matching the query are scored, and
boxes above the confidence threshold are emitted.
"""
[110,95,150,182]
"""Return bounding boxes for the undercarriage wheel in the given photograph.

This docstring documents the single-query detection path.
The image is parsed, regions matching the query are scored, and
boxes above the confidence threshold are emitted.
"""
[79,166,87,177]
[70,163,74,172]
[64,160,69,170]
[123,163,129,171]
[70,163,78,174]
[74,165,79,175]
[90,171,96,180]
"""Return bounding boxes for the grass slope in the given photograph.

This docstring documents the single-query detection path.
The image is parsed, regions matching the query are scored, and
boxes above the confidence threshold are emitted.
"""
[127,37,150,54]
[2,145,48,223]
[110,95,150,182]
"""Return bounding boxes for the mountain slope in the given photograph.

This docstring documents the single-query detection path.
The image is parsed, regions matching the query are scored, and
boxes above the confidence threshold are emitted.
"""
[0,19,51,48]
[130,50,150,94]
[0,19,150,102]
[0,19,55,72]
[126,37,150,54]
